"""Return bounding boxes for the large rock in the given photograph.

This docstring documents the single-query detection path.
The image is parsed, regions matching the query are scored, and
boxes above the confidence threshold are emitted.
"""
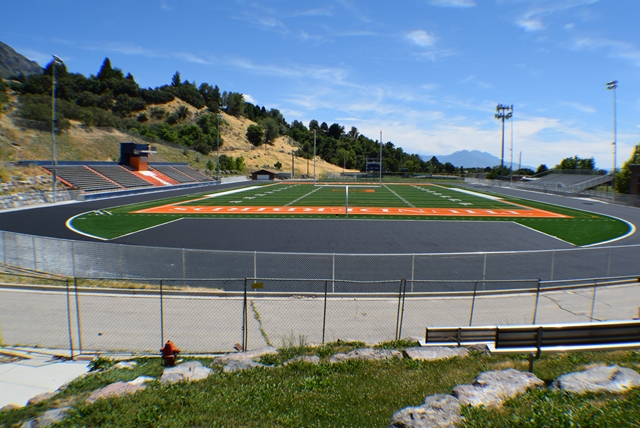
[21,406,70,427]
[329,348,402,363]
[161,361,212,384]
[113,361,137,370]
[27,391,57,406]
[389,394,462,428]
[403,347,468,361]
[283,355,320,366]
[214,346,278,365]
[222,359,271,373]
[452,369,544,408]
[86,376,153,403]
[552,365,640,393]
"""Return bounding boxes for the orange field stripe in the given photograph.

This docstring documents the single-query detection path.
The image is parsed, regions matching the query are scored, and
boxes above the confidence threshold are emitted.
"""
[133,205,569,218]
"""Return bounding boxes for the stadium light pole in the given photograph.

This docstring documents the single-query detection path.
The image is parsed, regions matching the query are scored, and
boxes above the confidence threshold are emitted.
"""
[216,113,221,181]
[606,80,617,199]
[509,105,514,185]
[494,104,513,183]
[51,55,64,203]
[379,130,383,186]
[313,128,317,185]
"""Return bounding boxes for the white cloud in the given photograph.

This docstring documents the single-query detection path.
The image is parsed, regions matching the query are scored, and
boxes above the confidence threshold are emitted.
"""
[292,7,333,17]
[428,0,476,7]
[14,48,51,65]
[517,19,545,32]
[514,0,598,33]
[243,94,258,104]
[406,30,436,47]
[160,1,171,11]
[562,101,596,114]
[571,37,640,68]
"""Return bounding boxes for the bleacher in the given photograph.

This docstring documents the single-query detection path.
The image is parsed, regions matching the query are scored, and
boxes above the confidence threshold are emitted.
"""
[43,166,122,192]
[90,166,153,189]
[519,171,613,194]
[170,165,215,182]
[150,165,198,183]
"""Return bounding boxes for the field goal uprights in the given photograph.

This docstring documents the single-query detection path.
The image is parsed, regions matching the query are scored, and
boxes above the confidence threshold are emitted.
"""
[311,182,381,217]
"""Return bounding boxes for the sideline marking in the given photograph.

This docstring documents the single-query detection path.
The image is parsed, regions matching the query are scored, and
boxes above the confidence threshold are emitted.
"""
[133,205,568,217]
[445,187,505,201]
[66,213,109,241]
[203,186,264,198]
[581,215,637,247]
[513,222,575,246]
[66,212,184,241]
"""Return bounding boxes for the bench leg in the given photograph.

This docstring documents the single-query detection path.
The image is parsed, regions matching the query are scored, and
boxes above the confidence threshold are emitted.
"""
[528,354,535,373]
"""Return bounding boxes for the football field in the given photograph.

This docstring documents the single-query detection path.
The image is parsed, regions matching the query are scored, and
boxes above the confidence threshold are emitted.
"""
[68,182,631,246]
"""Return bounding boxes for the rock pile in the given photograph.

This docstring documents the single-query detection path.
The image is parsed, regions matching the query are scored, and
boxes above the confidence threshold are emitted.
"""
[9,346,640,428]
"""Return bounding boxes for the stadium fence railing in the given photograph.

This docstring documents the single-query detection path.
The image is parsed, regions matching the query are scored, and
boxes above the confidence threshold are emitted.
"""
[1,230,639,356]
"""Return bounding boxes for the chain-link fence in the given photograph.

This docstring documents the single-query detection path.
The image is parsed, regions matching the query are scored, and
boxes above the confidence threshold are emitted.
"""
[1,272,639,356]
[1,231,639,284]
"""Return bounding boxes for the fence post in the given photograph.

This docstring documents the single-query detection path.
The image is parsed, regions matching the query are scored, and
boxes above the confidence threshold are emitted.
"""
[332,254,335,294]
[469,281,478,326]
[242,278,248,351]
[550,251,555,281]
[411,254,415,293]
[32,235,37,272]
[322,280,328,344]
[74,277,83,353]
[71,241,77,278]
[395,279,406,340]
[160,280,165,349]
[482,253,487,291]
[253,252,257,279]
[65,279,74,359]
[2,231,6,265]
[182,248,186,285]
[532,279,541,324]
[590,279,598,322]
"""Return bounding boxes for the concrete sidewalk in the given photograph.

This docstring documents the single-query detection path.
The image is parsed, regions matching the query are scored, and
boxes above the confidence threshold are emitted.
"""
[0,350,89,409]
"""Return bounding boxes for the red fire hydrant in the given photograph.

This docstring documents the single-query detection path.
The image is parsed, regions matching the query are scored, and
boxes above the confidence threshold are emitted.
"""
[160,340,181,366]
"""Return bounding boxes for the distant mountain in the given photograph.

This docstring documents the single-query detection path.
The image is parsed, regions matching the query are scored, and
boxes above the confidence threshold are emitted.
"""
[421,150,534,170]
[0,41,42,79]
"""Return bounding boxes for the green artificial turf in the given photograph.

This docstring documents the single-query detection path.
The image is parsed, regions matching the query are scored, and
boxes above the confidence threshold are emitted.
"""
[68,182,631,245]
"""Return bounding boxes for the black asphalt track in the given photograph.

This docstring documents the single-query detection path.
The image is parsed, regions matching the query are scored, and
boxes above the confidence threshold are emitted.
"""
[0,181,638,253]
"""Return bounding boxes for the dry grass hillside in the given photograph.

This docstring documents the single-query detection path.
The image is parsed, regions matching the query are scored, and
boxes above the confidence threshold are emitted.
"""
[0,95,351,181]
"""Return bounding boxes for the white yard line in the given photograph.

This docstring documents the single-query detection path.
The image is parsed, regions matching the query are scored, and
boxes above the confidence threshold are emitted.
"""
[203,186,265,198]
[382,184,415,207]
[446,187,504,201]
[285,186,323,206]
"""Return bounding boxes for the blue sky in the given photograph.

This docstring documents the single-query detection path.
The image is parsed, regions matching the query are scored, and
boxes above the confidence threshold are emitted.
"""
[2,0,639,170]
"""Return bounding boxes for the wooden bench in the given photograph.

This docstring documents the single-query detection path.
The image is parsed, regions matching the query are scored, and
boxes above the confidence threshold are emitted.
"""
[420,326,497,347]
[488,320,640,371]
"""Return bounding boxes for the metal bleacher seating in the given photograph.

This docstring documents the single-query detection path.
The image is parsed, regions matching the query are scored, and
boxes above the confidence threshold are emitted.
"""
[44,166,122,192]
[170,165,215,182]
[90,166,153,189]
[150,165,198,183]
[519,171,613,194]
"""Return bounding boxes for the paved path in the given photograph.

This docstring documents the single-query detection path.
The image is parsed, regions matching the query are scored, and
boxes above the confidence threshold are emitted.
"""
[2,282,638,354]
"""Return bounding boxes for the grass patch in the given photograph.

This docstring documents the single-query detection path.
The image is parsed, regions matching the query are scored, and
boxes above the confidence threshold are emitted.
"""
[2,347,640,427]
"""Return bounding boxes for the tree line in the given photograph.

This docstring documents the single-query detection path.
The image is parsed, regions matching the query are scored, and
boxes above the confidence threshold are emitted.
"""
[2,57,638,192]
